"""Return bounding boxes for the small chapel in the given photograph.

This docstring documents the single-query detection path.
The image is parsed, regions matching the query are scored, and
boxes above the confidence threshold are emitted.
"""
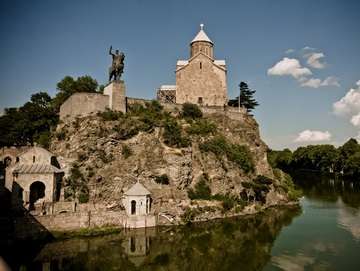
[157,24,228,106]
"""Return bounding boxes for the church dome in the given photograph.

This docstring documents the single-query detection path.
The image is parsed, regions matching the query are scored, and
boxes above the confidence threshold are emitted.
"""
[191,24,213,44]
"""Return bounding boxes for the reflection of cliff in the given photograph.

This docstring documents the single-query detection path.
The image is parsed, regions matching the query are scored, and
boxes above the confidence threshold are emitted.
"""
[9,206,300,271]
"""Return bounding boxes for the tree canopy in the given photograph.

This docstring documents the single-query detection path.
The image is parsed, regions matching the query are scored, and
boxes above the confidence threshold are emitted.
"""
[0,75,99,148]
[228,82,259,113]
[268,138,360,180]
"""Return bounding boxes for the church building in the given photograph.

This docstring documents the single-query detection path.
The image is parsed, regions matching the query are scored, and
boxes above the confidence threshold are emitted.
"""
[157,24,228,106]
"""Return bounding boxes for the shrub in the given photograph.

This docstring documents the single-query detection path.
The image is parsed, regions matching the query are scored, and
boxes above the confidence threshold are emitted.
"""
[98,149,113,163]
[78,152,88,162]
[98,109,123,121]
[186,119,217,135]
[36,131,51,148]
[181,103,202,119]
[200,136,254,173]
[154,174,170,185]
[181,207,196,224]
[113,118,142,140]
[56,130,66,140]
[188,176,211,200]
[212,193,245,212]
[121,145,132,159]
[163,118,190,148]
[78,190,89,203]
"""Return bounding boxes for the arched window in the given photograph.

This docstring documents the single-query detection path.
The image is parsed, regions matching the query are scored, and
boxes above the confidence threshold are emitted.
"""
[200,62,202,69]
[29,181,46,209]
[33,156,36,163]
[131,200,136,215]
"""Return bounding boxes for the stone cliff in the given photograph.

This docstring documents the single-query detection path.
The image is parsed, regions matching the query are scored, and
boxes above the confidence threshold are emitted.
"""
[50,102,299,223]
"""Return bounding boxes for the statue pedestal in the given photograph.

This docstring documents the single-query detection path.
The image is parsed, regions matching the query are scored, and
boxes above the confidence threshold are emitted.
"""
[104,80,126,113]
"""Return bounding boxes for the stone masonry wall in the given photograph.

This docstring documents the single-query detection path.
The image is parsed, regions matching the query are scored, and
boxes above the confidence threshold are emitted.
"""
[176,53,227,106]
[59,93,109,121]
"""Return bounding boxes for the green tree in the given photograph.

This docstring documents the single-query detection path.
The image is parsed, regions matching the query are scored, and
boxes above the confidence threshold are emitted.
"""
[239,82,259,113]
[52,75,98,111]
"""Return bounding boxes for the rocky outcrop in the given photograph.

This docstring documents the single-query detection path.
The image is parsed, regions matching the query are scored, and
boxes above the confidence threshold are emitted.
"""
[51,105,296,223]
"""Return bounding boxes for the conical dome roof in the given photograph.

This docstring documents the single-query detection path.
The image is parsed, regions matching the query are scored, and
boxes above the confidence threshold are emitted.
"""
[191,24,213,44]
[124,181,151,196]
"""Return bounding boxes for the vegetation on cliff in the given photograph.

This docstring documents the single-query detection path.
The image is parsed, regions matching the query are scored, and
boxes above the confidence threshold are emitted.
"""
[49,100,299,222]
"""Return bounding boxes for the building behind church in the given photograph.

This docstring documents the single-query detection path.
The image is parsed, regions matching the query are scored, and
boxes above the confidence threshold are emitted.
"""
[157,24,228,107]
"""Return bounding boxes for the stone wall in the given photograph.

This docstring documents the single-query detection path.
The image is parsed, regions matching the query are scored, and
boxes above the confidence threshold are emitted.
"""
[176,53,227,106]
[59,93,109,121]
[103,81,126,113]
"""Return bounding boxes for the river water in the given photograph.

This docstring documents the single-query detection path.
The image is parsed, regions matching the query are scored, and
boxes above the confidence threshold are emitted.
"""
[1,173,360,270]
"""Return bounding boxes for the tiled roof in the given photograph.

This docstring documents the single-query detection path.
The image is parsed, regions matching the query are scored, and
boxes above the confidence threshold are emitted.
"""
[13,163,63,174]
[124,182,151,196]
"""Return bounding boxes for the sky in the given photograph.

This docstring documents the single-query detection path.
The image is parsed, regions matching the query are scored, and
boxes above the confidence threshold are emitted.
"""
[0,0,359,150]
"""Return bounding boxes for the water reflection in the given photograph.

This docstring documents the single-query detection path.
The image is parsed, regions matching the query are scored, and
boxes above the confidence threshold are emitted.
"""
[291,171,360,209]
[3,206,301,271]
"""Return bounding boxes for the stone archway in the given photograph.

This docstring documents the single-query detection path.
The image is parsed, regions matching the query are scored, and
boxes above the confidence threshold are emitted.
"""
[131,200,136,215]
[29,181,46,208]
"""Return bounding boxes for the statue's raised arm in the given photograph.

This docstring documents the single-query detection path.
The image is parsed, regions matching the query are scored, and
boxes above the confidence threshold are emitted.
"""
[108,46,125,82]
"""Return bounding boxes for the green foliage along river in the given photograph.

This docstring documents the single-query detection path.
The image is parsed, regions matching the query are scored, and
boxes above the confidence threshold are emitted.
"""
[1,172,360,271]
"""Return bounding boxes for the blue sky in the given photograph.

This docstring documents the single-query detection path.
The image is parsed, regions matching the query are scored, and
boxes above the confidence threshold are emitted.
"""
[1,0,359,149]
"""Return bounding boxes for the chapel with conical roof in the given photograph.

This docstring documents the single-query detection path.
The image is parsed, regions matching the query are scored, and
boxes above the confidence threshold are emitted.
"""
[157,24,227,106]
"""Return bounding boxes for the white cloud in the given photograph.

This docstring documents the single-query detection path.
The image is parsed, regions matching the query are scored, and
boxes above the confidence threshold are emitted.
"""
[303,46,315,51]
[268,57,312,79]
[301,76,340,88]
[357,80,360,86]
[333,82,360,116]
[306,52,326,69]
[321,76,340,87]
[285,48,295,54]
[351,113,360,126]
[294,130,331,142]
[301,78,322,88]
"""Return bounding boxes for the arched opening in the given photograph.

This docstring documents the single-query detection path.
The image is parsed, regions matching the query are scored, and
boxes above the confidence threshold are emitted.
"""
[131,200,136,215]
[30,181,46,208]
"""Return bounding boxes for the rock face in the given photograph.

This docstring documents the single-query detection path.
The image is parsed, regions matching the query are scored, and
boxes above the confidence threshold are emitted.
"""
[51,105,293,222]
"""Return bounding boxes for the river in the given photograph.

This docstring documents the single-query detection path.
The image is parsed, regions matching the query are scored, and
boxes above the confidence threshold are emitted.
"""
[1,172,360,270]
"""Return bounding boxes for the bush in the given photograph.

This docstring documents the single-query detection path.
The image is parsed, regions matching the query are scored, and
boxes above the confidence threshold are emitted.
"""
[200,136,254,173]
[121,145,132,159]
[181,207,196,224]
[78,152,88,162]
[98,109,123,121]
[212,193,245,212]
[36,131,51,148]
[56,130,67,141]
[163,118,190,148]
[182,103,202,119]
[154,174,170,185]
[78,190,89,203]
[188,176,211,200]
[186,119,217,135]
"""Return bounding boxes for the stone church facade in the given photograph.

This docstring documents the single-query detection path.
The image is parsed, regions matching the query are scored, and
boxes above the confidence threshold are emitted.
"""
[158,24,228,106]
